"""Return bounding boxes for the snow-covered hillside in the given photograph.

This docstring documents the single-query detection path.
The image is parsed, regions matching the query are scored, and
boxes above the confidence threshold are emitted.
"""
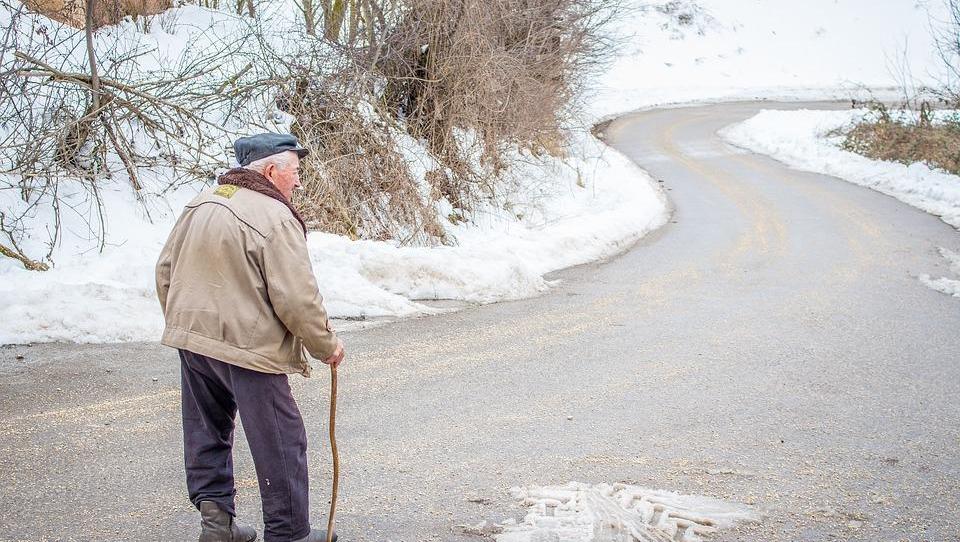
[594,0,949,118]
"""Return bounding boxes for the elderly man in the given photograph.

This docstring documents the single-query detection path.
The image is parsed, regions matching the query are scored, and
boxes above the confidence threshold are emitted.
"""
[156,133,344,542]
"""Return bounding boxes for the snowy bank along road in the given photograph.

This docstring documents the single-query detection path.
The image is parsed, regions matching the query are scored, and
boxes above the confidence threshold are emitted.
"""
[2,101,959,542]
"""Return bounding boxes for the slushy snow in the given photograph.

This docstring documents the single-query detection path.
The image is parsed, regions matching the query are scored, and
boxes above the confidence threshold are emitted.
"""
[920,247,960,298]
[496,482,758,542]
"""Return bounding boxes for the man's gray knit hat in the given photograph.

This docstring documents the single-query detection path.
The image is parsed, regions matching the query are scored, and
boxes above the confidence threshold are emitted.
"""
[233,133,309,166]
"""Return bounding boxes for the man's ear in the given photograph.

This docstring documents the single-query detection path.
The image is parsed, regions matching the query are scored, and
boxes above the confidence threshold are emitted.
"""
[263,162,274,179]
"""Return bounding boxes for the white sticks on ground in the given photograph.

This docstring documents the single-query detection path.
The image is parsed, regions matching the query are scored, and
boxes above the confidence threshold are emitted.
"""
[496,482,759,542]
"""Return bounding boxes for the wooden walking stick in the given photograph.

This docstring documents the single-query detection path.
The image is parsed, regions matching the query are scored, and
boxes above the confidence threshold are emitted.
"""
[326,363,339,542]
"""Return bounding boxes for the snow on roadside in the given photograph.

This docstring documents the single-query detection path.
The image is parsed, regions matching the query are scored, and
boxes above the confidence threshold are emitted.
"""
[0,130,667,344]
[313,132,667,312]
[719,109,960,230]
[495,482,758,542]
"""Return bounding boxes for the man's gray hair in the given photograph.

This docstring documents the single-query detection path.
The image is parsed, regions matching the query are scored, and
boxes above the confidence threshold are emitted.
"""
[245,151,296,173]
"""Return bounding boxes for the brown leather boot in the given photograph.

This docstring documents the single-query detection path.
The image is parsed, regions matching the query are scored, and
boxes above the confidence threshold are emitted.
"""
[198,501,258,542]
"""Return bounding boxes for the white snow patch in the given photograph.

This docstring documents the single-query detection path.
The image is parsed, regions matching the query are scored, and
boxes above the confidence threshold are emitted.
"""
[719,109,960,229]
[497,482,758,542]
[920,247,960,298]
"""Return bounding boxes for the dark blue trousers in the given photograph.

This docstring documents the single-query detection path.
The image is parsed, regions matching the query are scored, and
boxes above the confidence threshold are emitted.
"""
[179,349,311,541]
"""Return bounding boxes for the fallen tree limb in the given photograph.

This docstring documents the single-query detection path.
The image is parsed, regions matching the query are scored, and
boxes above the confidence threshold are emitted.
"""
[0,242,49,271]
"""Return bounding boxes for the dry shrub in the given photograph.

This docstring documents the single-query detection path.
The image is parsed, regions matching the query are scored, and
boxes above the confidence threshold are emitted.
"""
[839,101,960,176]
[265,35,448,245]
[835,1,960,179]
[272,0,621,245]
[0,0,624,270]
[281,83,447,244]
[375,0,621,211]
[22,0,170,28]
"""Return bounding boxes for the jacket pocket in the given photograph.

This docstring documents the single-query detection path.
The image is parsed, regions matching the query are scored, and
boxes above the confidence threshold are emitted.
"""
[240,310,263,350]
[219,303,259,350]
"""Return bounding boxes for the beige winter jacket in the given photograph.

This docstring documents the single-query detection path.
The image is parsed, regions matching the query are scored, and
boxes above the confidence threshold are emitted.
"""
[155,183,338,376]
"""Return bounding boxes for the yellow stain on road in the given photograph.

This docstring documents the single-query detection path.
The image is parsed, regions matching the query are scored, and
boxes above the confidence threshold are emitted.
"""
[657,113,789,266]
[0,388,180,432]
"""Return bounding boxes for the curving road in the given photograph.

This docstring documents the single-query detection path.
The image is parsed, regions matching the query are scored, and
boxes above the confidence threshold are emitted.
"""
[1,102,959,541]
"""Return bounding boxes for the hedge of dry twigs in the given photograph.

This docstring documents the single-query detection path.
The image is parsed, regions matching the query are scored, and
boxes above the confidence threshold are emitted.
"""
[838,101,960,176]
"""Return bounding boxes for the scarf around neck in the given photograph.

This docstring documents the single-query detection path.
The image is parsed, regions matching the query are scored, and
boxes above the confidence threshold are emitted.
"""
[217,167,307,237]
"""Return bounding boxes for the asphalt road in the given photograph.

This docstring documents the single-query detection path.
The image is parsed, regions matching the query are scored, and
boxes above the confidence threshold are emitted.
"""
[2,101,959,542]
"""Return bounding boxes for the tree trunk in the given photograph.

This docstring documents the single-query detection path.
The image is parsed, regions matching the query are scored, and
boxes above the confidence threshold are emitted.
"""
[323,0,347,41]
[84,0,100,112]
[303,0,316,35]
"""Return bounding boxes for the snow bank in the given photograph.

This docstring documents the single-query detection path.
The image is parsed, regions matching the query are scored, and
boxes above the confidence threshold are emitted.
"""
[0,176,202,343]
[0,130,667,344]
[496,482,757,542]
[719,109,960,229]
